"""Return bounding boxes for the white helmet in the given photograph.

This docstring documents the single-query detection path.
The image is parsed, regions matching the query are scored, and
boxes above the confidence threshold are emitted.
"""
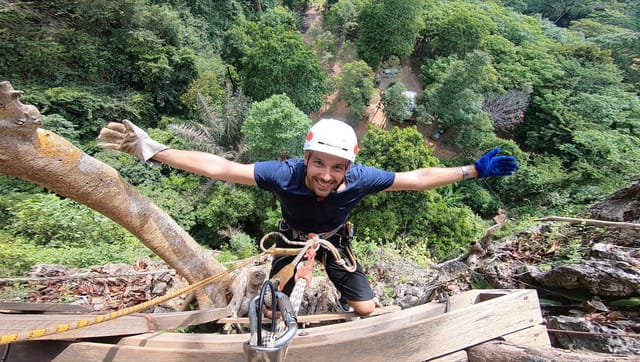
[303,118,359,162]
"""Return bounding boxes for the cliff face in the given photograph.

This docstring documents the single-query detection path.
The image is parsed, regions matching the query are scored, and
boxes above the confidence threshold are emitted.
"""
[472,182,640,355]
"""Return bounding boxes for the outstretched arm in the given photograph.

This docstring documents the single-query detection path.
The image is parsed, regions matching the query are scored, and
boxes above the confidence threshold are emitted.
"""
[387,165,477,191]
[98,120,257,185]
[153,149,256,185]
[386,148,518,192]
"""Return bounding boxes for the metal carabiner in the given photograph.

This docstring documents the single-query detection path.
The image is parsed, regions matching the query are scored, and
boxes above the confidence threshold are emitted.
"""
[244,280,298,362]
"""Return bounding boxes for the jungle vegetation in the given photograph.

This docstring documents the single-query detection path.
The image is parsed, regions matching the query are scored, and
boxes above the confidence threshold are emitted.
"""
[0,0,638,275]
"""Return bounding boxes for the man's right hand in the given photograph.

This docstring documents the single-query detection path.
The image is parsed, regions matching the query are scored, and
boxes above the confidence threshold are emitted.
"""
[98,119,168,163]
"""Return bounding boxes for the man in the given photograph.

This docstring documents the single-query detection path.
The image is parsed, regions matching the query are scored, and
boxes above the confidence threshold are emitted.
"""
[98,118,518,315]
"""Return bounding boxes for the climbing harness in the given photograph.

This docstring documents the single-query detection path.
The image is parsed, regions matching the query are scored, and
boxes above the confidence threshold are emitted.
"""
[260,231,358,290]
[244,231,359,362]
[277,219,345,241]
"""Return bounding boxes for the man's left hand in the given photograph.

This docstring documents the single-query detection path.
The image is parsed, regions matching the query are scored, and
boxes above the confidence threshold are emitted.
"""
[474,148,519,178]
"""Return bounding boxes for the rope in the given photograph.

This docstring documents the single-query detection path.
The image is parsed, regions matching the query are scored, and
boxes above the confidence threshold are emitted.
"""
[0,253,265,345]
[260,232,357,272]
[266,246,314,346]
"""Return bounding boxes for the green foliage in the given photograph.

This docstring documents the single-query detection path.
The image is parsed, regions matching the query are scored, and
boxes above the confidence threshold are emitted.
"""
[324,0,366,41]
[381,83,412,122]
[356,0,425,66]
[136,178,199,232]
[172,89,252,161]
[242,94,312,161]
[25,87,111,141]
[305,22,338,65]
[224,20,330,113]
[351,127,483,261]
[357,126,440,170]
[95,149,166,186]
[515,40,640,197]
[190,183,257,248]
[421,51,500,149]
[521,0,598,27]
[3,193,136,248]
[39,241,155,269]
[131,45,198,114]
[336,60,375,120]
[497,155,573,213]
[0,236,154,276]
[179,65,228,117]
[217,232,258,262]
[1,0,639,276]
[151,0,251,47]
[422,2,497,58]
[260,6,300,30]
[41,114,81,143]
[0,186,153,274]
[454,182,501,218]
[0,235,38,277]
[422,200,484,261]
[580,27,640,92]
[0,0,217,141]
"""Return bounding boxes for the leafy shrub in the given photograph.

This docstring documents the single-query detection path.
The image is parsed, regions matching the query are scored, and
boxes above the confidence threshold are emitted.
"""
[41,114,81,143]
[24,86,157,141]
[190,183,257,248]
[455,181,501,218]
[0,236,38,277]
[4,193,134,247]
[422,200,484,261]
[31,242,154,269]
[352,126,484,261]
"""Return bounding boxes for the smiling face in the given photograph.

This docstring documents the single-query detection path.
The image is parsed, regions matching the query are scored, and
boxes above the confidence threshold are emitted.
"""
[304,150,350,198]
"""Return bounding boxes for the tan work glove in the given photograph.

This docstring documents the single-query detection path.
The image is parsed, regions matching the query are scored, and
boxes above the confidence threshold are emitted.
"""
[97,119,168,164]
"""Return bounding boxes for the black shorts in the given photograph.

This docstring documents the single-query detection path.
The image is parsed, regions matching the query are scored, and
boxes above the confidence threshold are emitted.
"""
[269,232,374,302]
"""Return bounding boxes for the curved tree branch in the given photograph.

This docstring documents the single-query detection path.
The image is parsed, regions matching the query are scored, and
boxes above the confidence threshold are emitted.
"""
[0,81,230,309]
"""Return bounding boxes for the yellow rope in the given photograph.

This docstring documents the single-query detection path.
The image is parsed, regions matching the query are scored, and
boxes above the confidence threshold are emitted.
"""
[0,253,265,345]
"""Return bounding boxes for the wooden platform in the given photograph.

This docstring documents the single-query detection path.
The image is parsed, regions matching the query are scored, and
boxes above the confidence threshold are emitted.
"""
[0,306,230,340]
[2,289,550,362]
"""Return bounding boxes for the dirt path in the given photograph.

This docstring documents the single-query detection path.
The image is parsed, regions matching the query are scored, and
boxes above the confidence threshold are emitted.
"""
[303,3,436,151]
[317,58,424,140]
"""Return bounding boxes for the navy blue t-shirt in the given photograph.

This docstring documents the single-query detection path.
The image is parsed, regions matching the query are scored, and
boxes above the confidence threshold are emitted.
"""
[254,158,395,233]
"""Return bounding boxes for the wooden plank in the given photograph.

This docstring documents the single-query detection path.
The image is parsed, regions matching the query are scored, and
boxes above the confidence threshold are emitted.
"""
[217,305,401,325]
[428,350,468,362]
[45,289,543,361]
[500,324,551,348]
[117,297,450,348]
[0,302,92,314]
[423,325,551,362]
[3,340,76,362]
[286,289,543,361]
[51,342,246,362]
[0,307,230,340]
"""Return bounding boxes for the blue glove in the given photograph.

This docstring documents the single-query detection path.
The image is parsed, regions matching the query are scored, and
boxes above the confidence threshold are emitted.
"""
[473,148,519,178]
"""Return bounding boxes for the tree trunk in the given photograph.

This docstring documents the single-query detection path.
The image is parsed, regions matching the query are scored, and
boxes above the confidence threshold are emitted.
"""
[0,81,229,309]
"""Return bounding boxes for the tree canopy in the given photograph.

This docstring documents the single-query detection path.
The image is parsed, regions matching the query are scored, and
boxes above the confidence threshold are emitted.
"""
[0,0,639,271]
[356,0,425,66]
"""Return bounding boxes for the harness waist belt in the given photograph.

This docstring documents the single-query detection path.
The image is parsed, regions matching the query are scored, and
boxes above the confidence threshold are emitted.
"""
[280,220,344,241]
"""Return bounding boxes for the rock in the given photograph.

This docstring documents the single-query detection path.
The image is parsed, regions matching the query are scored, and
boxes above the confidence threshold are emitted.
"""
[526,260,640,296]
[548,315,640,355]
